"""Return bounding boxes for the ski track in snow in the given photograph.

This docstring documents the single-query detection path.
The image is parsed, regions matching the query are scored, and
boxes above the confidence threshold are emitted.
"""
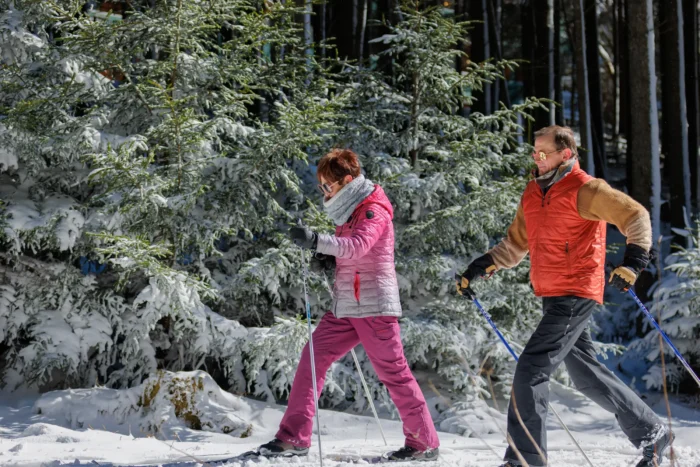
[1,383,700,467]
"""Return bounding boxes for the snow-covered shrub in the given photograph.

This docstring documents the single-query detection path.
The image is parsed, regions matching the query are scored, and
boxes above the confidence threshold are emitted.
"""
[34,371,254,437]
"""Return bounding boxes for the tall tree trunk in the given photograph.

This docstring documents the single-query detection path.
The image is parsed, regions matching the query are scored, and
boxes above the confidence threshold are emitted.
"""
[321,1,326,59]
[684,0,700,210]
[353,0,358,56]
[487,0,511,109]
[358,0,368,64]
[612,0,619,156]
[584,0,607,179]
[626,0,661,240]
[521,0,536,134]
[659,0,691,243]
[561,1,576,127]
[547,0,555,125]
[554,0,564,126]
[470,0,491,115]
[534,0,552,130]
[619,0,630,139]
[574,0,595,174]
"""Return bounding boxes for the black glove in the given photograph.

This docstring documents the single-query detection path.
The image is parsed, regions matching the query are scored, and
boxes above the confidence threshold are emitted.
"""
[289,225,317,250]
[312,252,335,270]
[456,253,496,296]
[609,243,649,291]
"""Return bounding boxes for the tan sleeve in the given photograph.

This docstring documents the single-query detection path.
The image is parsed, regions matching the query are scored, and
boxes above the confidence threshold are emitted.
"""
[487,203,529,270]
[577,179,652,250]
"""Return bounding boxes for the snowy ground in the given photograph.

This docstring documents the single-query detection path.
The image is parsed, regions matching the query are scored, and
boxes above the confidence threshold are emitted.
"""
[1,375,700,467]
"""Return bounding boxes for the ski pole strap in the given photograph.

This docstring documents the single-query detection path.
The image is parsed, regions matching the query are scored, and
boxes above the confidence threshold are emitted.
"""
[628,289,700,389]
[472,297,520,362]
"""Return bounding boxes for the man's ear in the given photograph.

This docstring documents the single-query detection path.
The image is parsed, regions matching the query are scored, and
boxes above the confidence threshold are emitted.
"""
[562,148,572,161]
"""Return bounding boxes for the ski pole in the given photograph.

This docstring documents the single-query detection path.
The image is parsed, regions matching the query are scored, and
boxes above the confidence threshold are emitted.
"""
[350,348,388,446]
[457,282,595,467]
[300,248,323,467]
[628,288,700,389]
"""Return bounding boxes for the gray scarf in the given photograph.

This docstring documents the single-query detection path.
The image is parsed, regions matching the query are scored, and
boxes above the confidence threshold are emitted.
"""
[323,174,376,226]
[536,157,577,191]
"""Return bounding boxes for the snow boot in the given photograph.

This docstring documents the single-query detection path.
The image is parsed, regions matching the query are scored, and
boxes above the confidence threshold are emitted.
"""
[385,446,439,462]
[635,430,675,466]
[257,438,309,457]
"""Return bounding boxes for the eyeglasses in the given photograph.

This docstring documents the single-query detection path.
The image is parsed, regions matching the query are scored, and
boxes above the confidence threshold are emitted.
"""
[532,149,562,162]
[317,180,340,194]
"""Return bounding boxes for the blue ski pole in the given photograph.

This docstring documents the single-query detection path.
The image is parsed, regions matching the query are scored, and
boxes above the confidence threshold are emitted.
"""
[472,296,520,362]
[628,288,700,389]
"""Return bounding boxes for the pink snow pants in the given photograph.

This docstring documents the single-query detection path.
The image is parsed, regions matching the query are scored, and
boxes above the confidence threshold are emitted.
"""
[276,313,440,451]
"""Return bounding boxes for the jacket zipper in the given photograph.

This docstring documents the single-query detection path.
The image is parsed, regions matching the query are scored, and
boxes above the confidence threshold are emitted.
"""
[354,271,361,304]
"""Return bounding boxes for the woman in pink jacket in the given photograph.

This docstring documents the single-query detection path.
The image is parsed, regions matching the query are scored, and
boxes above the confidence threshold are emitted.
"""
[257,149,440,461]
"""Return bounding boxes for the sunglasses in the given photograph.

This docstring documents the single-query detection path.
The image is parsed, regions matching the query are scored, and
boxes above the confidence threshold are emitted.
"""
[531,149,562,161]
[317,180,340,194]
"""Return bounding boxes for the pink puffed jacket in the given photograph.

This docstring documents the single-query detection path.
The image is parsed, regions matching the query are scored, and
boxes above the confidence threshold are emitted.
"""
[315,185,402,318]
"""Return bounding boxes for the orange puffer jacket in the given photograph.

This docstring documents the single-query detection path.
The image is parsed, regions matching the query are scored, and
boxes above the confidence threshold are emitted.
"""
[522,162,607,303]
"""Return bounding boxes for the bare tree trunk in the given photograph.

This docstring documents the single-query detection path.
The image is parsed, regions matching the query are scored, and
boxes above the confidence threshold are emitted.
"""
[659,0,691,244]
[627,0,661,240]
[574,0,595,174]
[619,0,630,139]
[522,0,536,125]
[534,0,552,130]
[612,20,618,137]
[554,0,564,126]
[683,0,700,210]
[547,0,555,125]
[353,0,358,55]
[562,0,576,127]
[584,0,607,179]
[487,0,511,109]
[321,1,326,59]
[470,0,491,115]
[358,0,368,64]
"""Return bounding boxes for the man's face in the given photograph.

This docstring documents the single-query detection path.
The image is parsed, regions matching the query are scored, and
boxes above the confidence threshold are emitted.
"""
[532,135,570,175]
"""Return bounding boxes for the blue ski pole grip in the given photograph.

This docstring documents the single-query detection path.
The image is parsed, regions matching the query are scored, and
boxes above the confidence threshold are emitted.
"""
[628,289,700,389]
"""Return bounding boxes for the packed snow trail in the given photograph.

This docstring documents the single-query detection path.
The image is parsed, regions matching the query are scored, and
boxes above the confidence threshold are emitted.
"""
[2,383,700,467]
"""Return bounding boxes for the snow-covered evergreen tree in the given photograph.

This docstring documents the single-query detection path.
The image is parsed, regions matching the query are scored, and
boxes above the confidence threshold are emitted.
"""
[0,0,342,394]
[1,0,548,416]
[627,228,700,393]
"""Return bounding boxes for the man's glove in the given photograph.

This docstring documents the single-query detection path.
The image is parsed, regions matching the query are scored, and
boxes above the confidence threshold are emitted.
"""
[456,253,497,296]
[289,225,318,250]
[609,244,650,291]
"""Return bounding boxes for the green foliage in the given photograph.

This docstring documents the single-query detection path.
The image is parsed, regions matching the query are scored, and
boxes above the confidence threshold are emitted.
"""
[0,0,544,409]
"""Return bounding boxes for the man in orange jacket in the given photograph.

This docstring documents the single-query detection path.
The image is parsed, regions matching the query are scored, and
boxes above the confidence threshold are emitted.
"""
[457,126,672,467]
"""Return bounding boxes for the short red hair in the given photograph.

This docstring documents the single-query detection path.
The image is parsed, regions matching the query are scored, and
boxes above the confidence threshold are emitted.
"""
[317,149,361,183]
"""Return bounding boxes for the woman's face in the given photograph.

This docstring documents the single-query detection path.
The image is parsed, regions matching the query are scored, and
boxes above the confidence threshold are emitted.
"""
[319,175,352,200]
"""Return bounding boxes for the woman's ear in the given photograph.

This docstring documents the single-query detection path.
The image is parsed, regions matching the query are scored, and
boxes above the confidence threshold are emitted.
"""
[344,174,354,184]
